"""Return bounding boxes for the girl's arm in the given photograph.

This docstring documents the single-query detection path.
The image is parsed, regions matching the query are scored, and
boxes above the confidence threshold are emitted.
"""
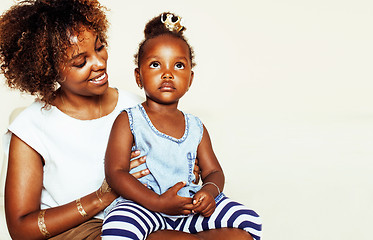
[192,124,225,216]
[105,112,194,216]
[5,134,148,240]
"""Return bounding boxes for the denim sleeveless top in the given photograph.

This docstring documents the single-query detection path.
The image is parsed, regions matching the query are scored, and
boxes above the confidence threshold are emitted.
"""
[126,104,202,198]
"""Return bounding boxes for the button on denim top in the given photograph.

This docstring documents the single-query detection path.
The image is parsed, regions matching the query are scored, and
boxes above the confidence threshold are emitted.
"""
[126,104,202,198]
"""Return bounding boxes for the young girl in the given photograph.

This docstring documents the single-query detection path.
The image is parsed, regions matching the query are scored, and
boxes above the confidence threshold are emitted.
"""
[102,12,262,240]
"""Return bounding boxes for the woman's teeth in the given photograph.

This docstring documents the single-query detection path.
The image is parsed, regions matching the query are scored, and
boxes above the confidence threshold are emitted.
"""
[91,73,106,82]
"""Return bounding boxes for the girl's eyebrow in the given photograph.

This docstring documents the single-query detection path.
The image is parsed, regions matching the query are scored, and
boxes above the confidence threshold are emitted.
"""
[175,56,188,61]
[144,55,159,60]
[144,56,188,61]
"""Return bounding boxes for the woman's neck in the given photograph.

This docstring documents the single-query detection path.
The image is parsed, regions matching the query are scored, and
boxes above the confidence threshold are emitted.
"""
[55,87,117,120]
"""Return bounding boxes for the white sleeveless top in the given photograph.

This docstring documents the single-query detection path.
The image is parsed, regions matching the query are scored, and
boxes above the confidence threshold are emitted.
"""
[3,89,142,219]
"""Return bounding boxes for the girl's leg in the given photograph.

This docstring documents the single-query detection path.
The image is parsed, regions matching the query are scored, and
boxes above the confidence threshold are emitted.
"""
[179,194,262,240]
[147,230,201,240]
[102,199,166,240]
[147,228,252,240]
[195,228,253,240]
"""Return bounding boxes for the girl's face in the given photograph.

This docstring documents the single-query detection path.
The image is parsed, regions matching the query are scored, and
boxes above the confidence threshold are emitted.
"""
[59,28,109,97]
[135,35,194,105]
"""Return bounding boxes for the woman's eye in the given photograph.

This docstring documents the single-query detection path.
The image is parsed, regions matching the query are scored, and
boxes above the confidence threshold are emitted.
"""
[150,62,160,68]
[175,62,185,69]
[96,44,105,51]
[74,61,86,68]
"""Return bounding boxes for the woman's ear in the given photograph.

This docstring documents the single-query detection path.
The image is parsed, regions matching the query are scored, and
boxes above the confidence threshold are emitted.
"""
[134,68,143,89]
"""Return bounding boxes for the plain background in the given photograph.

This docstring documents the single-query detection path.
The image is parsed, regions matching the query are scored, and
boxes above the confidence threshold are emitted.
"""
[1,0,373,239]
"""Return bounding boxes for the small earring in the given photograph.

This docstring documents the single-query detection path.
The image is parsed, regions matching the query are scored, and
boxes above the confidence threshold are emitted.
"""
[59,76,66,83]
[138,85,143,89]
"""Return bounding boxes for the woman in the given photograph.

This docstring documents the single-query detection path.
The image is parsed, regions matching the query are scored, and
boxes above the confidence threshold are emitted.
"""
[0,0,253,239]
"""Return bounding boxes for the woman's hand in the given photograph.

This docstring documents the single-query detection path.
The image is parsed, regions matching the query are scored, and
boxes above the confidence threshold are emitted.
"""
[129,150,150,179]
[193,158,201,184]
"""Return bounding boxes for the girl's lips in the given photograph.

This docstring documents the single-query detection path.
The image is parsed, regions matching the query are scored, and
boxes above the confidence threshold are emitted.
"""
[89,72,108,86]
[159,82,175,91]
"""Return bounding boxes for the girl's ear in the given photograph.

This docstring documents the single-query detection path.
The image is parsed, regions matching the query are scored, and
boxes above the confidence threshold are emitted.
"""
[134,68,143,89]
[188,71,194,89]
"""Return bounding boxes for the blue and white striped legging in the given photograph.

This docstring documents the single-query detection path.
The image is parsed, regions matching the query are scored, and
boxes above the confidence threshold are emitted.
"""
[102,193,262,240]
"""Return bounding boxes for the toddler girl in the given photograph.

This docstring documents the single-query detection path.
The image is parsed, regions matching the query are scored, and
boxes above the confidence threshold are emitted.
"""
[102,12,262,240]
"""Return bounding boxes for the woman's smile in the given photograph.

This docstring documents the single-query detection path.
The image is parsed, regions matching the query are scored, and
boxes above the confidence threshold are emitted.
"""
[89,72,108,86]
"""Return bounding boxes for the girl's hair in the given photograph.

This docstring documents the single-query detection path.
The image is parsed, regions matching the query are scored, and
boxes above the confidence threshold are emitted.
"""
[135,12,195,68]
[0,0,109,105]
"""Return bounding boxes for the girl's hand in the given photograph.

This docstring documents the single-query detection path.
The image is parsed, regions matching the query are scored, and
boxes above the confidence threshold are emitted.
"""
[157,181,195,216]
[192,190,216,217]
[129,150,150,179]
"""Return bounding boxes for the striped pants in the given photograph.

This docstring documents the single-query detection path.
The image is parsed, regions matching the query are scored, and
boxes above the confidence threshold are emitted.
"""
[102,193,262,240]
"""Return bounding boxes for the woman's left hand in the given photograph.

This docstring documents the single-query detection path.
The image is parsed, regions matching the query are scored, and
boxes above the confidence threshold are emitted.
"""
[129,150,150,179]
[193,158,201,184]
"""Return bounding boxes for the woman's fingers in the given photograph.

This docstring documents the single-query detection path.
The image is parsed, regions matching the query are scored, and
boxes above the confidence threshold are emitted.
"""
[130,150,141,159]
[130,168,150,179]
[129,155,146,169]
[192,158,201,184]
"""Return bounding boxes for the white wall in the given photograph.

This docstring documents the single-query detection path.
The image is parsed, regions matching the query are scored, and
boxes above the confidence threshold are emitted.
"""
[1,0,373,239]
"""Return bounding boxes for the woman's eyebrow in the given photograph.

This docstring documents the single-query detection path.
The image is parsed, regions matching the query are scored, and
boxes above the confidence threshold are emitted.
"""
[69,36,99,61]
[70,52,85,61]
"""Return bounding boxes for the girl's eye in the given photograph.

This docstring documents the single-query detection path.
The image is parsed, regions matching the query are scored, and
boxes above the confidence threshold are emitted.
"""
[150,62,160,68]
[74,61,86,68]
[175,62,185,69]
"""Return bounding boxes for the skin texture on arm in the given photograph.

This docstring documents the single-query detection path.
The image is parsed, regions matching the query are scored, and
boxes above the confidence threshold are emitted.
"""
[191,125,225,217]
[5,134,149,240]
[105,112,195,216]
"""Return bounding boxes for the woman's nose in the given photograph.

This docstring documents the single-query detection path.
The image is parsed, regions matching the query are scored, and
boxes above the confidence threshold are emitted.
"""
[91,54,106,71]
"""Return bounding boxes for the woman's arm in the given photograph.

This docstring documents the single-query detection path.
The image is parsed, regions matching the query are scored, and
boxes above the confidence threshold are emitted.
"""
[105,112,194,216]
[5,134,148,240]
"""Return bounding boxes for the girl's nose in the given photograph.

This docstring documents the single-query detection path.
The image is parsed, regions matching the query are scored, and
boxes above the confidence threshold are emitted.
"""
[162,70,174,79]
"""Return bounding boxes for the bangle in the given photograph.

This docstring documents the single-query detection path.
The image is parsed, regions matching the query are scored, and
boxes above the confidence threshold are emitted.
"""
[95,190,103,204]
[76,198,88,217]
[202,182,221,194]
[38,209,51,238]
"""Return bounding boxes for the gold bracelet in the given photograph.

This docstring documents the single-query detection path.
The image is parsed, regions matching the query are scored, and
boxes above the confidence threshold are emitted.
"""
[38,209,51,238]
[202,182,221,194]
[95,190,103,204]
[76,198,88,217]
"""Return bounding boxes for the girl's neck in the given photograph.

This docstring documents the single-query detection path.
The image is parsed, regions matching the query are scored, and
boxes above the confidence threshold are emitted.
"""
[142,99,180,115]
[142,98,185,139]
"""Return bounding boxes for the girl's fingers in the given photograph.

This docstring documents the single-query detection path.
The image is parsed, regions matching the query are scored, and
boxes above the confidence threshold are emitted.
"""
[183,203,195,210]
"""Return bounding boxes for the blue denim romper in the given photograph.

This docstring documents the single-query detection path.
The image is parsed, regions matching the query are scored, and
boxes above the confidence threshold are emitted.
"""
[127,104,202,197]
